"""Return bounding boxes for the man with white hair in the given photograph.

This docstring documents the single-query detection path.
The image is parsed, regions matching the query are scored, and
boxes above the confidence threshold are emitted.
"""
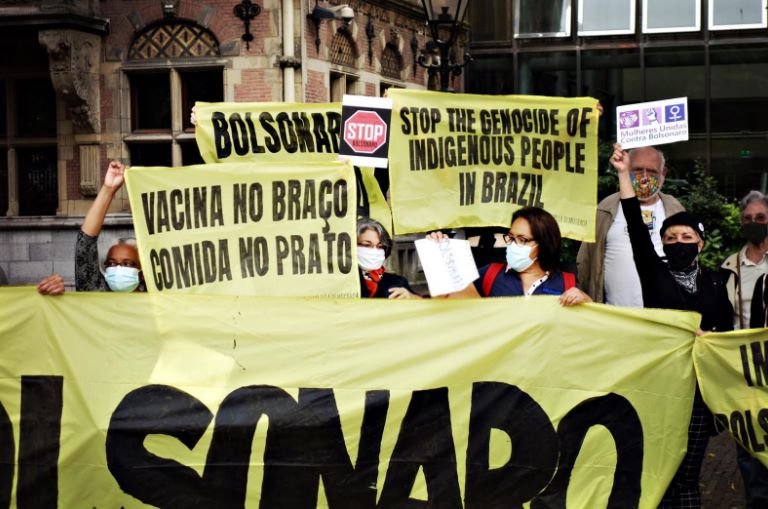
[577,145,684,305]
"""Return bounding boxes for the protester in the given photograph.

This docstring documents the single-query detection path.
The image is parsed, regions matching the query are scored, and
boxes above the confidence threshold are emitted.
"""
[37,273,65,295]
[428,207,591,305]
[357,217,419,299]
[613,142,732,508]
[75,161,144,292]
[577,145,684,305]
[720,190,768,507]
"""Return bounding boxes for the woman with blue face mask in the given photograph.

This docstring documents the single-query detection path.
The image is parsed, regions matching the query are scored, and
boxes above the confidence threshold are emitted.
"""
[427,207,591,305]
[75,161,145,293]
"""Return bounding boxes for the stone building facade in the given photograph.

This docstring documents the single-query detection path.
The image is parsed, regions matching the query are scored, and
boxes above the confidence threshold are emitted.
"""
[0,0,446,287]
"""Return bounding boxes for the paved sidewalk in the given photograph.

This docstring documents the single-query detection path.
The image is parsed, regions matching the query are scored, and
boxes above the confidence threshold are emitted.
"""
[700,432,744,508]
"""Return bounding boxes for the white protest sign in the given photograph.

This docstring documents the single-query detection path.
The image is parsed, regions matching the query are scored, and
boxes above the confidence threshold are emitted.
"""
[616,97,688,149]
[415,238,479,296]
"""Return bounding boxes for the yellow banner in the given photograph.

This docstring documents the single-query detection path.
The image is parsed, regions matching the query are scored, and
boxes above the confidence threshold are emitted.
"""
[124,161,360,297]
[195,101,342,164]
[387,90,599,240]
[0,289,700,507]
[695,329,768,467]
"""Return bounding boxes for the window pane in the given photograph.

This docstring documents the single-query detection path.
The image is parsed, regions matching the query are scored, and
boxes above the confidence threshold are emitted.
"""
[581,49,641,140]
[579,0,634,35]
[470,0,509,41]
[644,0,699,32]
[180,141,204,166]
[16,78,56,137]
[18,146,57,216]
[467,57,514,94]
[519,52,577,96]
[645,47,706,134]
[130,73,171,131]
[0,81,5,138]
[516,0,570,37]
[711,46,768,133]
[180,69,223,131]
[710,138,768,199]
[710,0,766,29]
[129,143,172,167]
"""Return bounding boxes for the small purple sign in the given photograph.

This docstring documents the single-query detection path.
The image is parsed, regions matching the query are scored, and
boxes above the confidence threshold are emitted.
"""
[665,103,686,122]
[619,110,640,129]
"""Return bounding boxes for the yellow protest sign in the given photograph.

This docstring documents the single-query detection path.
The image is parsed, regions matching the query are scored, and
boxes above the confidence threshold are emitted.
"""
[387,89,599,240]
[0,288,698,507]
[695,329,768,467]
[195,101,342,163]
[355,166,392,232]
[124,161,359,297]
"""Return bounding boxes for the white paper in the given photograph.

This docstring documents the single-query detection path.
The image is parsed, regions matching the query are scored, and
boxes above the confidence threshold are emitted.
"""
[616,97,689,149]
[415,238,480,296]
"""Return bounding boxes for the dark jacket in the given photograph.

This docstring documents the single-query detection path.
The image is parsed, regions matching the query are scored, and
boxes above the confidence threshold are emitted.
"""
[750,274,768,328]
[359,271,415,298]
[622,197,733,332]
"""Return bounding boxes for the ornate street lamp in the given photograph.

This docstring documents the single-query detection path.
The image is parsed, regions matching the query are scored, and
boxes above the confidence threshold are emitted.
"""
[418,0,470,92]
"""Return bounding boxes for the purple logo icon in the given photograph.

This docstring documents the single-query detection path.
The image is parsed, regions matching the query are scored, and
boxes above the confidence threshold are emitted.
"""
[619,110,640,129]
[665,103,686,122]
[642,107,661,126]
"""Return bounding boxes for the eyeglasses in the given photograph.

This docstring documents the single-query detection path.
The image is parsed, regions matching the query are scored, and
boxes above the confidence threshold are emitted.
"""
[630,167,660,176]
[104,260,140,269]
[503,233,536,246]
[743,213,768,224]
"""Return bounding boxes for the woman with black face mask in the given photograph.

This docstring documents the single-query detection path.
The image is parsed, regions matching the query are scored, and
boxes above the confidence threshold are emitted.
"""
[613,143,733,509]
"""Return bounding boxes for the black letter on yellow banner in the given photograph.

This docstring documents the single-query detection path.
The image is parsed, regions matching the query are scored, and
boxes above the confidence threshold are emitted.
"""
[531,393,642,509]
[106,385,216,508]
[465,382,558,508]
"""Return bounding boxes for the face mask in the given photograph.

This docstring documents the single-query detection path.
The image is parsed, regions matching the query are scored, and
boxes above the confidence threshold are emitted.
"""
[663,242,699,271]
[630,173,661,201]
[358,246,386,271]
[742,222,768,245]
[505,243,536,272]
[105,266,140,292]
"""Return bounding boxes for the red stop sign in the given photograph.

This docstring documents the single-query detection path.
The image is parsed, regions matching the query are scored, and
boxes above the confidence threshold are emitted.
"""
[344,110,387,154]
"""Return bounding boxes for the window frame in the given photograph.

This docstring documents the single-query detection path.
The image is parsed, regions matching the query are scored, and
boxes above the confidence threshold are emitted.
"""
[577,0,636,36]
[642,0,701,34]
[708,0,768,31]
[514,0,572,39]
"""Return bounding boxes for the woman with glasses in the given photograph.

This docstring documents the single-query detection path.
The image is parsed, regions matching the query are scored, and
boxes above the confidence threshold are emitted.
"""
[428,207,591,305]
[613,142,732,508]
[357,217,420,299]
[75,161,145,293]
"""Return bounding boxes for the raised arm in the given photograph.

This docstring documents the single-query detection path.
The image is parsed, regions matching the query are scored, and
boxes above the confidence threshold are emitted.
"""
[82,161,125,237]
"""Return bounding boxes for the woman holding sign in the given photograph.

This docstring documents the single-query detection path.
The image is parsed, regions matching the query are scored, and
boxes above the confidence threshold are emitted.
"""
[427,207,591,305]
[613,142,732,508]
[357,218,420,299]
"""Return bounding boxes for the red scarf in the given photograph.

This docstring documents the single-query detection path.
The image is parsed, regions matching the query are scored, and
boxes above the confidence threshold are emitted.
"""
[362,267,386,297]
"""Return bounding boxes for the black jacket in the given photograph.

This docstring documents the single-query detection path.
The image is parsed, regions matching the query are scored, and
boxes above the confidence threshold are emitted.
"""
[622,197,733,332]
[358,271,415,299]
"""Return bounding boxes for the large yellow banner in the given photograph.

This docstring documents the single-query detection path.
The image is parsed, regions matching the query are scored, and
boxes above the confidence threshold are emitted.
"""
[387,90,599,240]
[195,101,342,164]
[194,101,393,233]
[0,289,701,507]
[695,329,768,467]
[124,161,359,297]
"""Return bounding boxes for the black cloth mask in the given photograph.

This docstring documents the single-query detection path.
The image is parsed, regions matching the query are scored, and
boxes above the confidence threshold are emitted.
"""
[742,222,768,246]
[663,242,699,271]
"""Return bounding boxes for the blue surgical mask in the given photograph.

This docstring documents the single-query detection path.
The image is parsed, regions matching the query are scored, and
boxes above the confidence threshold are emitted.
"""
[505,243,536,272]
[105,266,140,292]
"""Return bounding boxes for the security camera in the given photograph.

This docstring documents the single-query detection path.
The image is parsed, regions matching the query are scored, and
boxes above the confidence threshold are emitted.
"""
[339,6,354,23]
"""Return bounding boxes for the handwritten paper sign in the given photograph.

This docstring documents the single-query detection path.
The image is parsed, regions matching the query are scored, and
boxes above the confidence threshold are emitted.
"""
[415,238,479,296]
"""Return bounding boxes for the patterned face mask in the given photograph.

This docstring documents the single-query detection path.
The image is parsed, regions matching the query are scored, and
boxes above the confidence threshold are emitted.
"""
[630,173,661,201]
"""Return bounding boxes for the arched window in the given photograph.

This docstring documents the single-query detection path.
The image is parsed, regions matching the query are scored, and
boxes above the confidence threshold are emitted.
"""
[129,20,220,60]
[381,44,403,80]
[125,20,223,167]
[330,31,358,68]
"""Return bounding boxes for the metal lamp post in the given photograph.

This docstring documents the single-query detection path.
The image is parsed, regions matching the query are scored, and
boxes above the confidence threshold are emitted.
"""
[418,0,469,92]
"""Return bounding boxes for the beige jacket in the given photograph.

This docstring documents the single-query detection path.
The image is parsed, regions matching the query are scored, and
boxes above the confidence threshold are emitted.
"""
[576,191,685,303]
